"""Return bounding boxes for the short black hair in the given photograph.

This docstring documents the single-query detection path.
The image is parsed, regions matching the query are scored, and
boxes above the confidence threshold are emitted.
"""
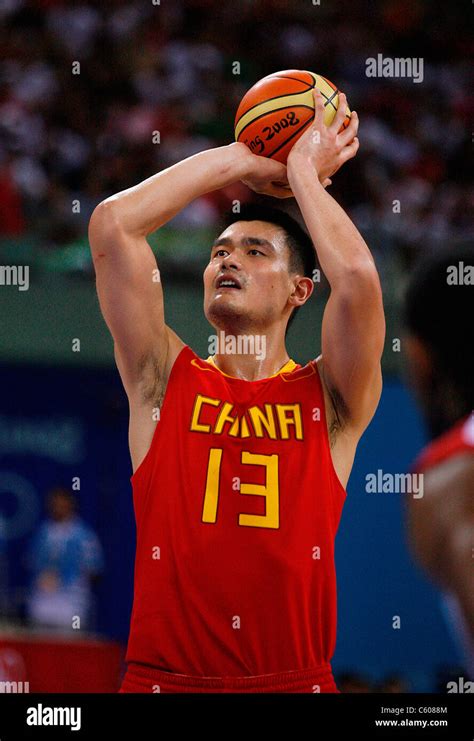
[218,203,316,334]
[403,244,474,420]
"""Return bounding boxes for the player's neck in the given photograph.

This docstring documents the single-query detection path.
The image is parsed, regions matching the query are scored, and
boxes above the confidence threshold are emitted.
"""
[209,331,290,381]
[211,352,291,381]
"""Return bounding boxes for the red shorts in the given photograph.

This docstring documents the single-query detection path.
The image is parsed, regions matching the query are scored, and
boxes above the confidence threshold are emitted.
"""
[119,662,339,693]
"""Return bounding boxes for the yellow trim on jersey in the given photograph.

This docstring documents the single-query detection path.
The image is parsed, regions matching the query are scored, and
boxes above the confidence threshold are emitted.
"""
[205,356,297,379]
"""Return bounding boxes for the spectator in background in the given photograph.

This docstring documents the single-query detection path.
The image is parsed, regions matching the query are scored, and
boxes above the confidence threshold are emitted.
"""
[26,487,103,632]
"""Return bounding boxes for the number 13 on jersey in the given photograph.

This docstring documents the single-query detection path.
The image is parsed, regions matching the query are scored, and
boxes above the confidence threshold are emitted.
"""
[201,447,280,529]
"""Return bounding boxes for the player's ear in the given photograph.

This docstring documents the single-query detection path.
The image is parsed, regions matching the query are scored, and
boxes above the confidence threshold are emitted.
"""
[289,276,314,308]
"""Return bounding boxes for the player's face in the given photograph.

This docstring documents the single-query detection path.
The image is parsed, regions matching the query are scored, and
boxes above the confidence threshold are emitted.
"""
[203,220,295,332]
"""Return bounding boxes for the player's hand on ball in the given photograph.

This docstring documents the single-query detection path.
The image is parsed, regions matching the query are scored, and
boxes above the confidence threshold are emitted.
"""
[233,142,332,198]
[287,89,359,182]
[236,146,294,199]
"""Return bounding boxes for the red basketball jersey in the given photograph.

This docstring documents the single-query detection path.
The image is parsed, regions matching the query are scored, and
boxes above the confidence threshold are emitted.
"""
[125,345,346,677]
[412,413,474,473]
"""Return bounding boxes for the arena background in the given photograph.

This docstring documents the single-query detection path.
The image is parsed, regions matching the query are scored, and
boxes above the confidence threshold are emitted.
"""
[0,0,471,692]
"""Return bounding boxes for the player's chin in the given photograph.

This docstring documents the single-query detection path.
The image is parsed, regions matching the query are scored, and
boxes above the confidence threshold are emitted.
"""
[206,301,248,328]
[211,288,244,302]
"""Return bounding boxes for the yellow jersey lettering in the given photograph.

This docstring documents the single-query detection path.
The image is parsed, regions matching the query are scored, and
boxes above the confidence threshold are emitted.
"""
[190,395,220,433]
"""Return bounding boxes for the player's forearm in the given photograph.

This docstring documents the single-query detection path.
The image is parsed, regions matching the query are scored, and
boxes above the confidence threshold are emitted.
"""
[287,154,376,285]
[94,143,249,238]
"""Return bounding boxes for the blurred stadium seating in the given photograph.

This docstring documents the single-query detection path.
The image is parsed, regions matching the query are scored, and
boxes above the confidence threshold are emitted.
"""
[0,0,471,692]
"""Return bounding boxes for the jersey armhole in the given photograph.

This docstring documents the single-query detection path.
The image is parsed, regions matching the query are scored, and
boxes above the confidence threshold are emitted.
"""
[311,358,347,499]
[130,344,192,485]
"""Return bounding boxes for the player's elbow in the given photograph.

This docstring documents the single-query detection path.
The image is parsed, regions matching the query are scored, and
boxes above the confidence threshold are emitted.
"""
[88,198,124,257]
[89,198,122,235]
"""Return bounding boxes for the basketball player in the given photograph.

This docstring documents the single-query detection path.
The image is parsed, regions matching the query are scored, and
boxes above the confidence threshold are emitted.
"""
[403,246,474,678]
[89,90,385,692]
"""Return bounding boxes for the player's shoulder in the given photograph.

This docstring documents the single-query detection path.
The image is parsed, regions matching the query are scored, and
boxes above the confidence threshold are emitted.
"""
[413,414,474,474]
[424,446,474,489]
[412,417,474,508]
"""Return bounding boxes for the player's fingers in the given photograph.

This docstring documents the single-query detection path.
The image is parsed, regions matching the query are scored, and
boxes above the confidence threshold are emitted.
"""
[339,136,360,162]
[312,88,326,126]
[337,111,358,147]
[322,178,332,188]
[330,92,348,134]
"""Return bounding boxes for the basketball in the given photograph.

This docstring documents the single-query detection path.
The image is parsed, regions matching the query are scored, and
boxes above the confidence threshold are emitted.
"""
[234,69,352,164]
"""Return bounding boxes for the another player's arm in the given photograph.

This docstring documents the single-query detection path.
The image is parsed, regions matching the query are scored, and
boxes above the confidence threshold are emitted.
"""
[287,89,385,438]
[406,455,474,640]
[88,143,291,399]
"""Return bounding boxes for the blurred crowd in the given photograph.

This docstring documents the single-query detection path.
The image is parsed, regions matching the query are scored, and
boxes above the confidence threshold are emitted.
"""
[0,0,471,265]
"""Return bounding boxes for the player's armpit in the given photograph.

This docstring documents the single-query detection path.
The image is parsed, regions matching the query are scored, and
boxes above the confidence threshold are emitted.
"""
[115,326,185,407]
[315,356,347,446]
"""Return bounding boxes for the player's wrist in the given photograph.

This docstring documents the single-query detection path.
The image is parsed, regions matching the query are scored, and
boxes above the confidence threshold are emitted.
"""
[225,142,255,181]
[287,150,322,184]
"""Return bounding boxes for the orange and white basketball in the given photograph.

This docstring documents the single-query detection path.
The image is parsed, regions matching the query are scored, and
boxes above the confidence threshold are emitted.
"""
[234,69,351,164]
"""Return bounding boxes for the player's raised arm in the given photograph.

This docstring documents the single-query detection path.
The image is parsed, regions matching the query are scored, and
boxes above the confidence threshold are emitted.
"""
[88,143,291,396]
[286,89,385,437]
